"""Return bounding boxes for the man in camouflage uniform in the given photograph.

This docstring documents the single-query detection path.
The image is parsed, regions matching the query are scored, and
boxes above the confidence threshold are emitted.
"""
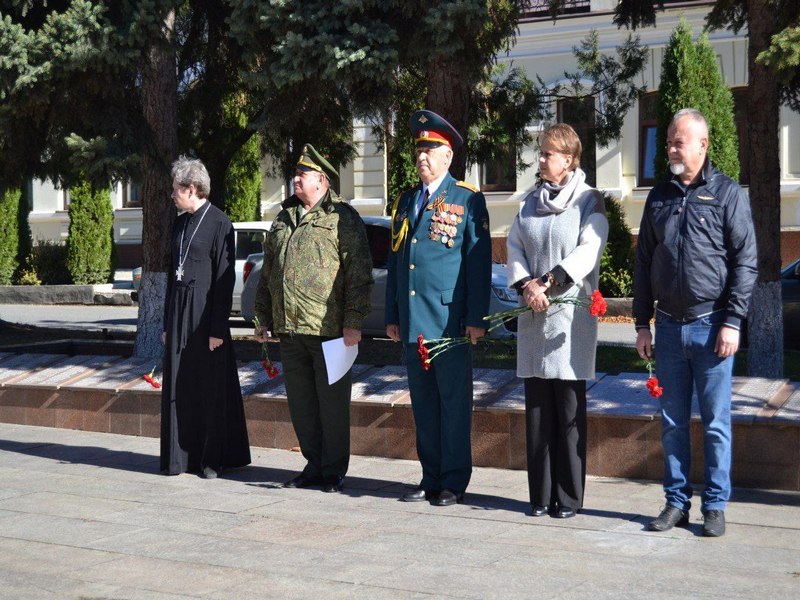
[254,144,373,494]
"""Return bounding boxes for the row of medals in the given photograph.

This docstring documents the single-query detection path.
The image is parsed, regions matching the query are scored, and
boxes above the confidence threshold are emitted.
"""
[428,202,464,248]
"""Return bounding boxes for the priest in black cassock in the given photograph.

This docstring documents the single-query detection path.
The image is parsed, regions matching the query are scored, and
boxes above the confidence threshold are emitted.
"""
[160,156,251,478]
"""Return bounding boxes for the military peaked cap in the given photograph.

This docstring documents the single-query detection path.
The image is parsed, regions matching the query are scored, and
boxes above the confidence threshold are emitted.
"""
[409,109,463,150]
[296,144,339,182]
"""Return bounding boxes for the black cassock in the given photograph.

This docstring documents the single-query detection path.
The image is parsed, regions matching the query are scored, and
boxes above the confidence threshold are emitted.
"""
[160,202,251,475]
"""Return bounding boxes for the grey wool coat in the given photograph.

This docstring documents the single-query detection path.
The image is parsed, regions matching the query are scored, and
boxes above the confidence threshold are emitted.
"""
[506,175,609,380]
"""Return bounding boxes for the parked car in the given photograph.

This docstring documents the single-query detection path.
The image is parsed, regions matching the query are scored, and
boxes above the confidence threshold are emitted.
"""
[230,221,272,314]
[779,257,800,349]
[240,215,519,339]
[737,257,800,349]
[130,220,271,313]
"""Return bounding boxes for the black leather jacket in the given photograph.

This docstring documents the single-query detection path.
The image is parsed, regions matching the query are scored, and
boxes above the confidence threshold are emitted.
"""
[633,161,757,331]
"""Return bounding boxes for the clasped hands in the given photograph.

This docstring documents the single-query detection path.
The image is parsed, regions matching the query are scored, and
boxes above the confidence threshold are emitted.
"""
[522,279,550,312]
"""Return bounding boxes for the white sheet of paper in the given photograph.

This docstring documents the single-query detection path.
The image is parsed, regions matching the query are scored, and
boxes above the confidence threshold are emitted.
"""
[322,337,358,385]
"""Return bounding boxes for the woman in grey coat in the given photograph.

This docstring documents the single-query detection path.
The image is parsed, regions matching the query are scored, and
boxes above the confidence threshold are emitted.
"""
[506,124,608,518]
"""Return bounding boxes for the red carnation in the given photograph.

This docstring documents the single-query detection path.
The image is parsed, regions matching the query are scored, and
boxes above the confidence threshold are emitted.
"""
[261,358,280,379]
[645,363,663,398]
[589,289,607,317]
[143,366,162,389]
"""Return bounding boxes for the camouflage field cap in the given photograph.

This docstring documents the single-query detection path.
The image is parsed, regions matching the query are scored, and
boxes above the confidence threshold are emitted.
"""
[409,109,463,150]
[296,144,339,182]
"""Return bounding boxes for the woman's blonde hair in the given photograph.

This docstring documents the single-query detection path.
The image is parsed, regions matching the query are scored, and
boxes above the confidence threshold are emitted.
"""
[539,123,582,170]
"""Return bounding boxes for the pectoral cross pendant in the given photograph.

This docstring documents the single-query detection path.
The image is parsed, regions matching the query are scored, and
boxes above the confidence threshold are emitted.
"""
[175,265,184,281]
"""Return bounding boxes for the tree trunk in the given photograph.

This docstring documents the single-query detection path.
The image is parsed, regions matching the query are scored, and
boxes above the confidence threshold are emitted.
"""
[745,1,783,377]
[134,10,178,359]
[426,57,474,181]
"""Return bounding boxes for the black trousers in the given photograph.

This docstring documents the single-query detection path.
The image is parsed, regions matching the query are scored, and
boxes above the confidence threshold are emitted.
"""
[524,377,587,510]
[280,334,352,479]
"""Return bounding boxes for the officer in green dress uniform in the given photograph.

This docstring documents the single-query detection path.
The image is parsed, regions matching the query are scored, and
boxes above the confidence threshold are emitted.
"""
[254,144,373,494]
[385,110,492,506]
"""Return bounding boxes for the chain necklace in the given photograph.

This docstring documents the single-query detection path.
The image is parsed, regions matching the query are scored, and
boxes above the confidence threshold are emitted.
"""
[175,202,211,281]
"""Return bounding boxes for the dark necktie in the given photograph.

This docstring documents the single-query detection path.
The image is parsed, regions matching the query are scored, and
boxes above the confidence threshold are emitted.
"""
[414,188,429,227]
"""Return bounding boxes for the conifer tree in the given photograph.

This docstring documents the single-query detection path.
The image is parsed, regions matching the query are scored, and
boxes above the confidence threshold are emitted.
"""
[223,134,261,223]
[0,187,21,285]
[221,95,261,222]
[66,179,115,285]
[654,20,739,180]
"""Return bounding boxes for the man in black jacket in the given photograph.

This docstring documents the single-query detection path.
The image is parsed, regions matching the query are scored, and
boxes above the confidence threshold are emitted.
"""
[633,108,757,537]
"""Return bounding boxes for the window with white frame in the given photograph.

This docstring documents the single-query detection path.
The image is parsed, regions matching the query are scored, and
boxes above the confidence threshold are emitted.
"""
[480,145,517,193]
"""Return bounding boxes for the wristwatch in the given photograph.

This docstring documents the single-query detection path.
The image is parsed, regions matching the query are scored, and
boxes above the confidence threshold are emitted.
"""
[539,272,554,286]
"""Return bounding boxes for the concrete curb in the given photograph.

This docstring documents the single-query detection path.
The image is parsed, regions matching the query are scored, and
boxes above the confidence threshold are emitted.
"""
[0,284,136,306]
[605,297,633,318]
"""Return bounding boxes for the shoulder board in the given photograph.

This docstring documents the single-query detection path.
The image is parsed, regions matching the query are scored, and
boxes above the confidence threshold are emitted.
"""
[456,181,479,193]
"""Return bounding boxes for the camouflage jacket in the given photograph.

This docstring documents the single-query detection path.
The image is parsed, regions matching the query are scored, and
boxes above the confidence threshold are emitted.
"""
[254,191,374,337]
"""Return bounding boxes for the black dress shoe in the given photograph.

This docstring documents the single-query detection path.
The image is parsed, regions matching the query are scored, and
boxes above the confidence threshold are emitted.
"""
[401,488,436,502]
[283,473,323,488]
[647,505,689,531]
[702,510,726,537]
[323,476,344,493]
[530,504,549,517]
[431,489,464,506]
[554,506,576,519]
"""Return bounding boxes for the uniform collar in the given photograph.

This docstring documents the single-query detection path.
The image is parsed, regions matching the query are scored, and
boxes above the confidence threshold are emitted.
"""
[283,190,337,215]
[422,171,451,199]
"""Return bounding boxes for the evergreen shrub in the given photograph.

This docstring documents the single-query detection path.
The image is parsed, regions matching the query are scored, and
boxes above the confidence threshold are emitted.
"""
[224,132,262,222]
[0,187,21,284]
[598,192,634,298]
[67,179,115,284]
[655,20,739,180]
[19,240,71,285]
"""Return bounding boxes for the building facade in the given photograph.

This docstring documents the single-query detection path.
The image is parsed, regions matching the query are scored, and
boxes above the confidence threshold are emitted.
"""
[28,1,800,267]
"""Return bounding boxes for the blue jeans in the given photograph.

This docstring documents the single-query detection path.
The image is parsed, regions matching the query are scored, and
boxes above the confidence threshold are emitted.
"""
[655,311,733,512]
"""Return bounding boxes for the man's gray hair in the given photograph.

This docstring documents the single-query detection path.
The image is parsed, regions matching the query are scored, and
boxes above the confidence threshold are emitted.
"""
[171,156,211,199]
[670,108,708,131]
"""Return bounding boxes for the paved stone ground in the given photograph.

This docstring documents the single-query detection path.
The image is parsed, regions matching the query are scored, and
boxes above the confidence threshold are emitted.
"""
[0,423,798,600]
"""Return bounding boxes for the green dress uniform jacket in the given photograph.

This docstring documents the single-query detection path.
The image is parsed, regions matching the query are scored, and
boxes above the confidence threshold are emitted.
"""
[254,190,373,481]
[385,172,492,495]
[386,172,492,343]
[254,191,373,335]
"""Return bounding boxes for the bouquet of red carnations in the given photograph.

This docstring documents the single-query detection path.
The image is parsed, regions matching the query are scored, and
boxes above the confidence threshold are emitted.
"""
[416,289,608,370]
[645,361,663,398]
[253,316,280,379]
